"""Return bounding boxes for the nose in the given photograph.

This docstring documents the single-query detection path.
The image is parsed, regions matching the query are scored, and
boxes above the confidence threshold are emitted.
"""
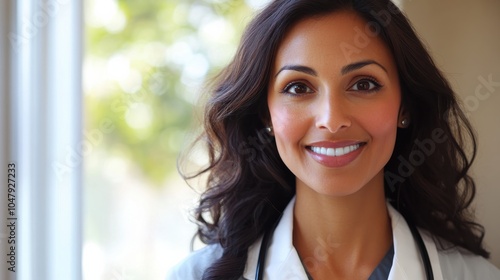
[315,92,352,133]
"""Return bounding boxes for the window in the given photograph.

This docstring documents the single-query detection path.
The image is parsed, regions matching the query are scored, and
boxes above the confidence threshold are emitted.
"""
[0,0,82,279]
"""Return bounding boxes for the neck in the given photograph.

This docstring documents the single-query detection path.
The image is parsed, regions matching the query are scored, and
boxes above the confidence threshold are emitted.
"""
[292,171,392,278]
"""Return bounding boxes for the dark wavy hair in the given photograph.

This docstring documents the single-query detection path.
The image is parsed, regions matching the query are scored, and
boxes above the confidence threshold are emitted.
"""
[181,0,490,279]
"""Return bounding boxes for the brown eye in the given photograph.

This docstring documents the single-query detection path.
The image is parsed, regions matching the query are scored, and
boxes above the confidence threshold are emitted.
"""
[282,82,314,95]
[357,81,371,90]
[349,78,381,92]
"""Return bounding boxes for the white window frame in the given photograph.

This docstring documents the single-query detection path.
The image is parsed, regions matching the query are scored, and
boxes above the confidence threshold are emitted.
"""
[1,0,82,279]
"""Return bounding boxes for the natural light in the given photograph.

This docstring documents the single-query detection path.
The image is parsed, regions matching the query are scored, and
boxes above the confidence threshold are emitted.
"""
[1,1,498,280]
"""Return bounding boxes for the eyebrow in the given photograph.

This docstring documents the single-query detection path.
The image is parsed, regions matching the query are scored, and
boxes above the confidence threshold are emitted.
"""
[274,59,388,77]
[341,59,388,75]
[274,65,317,77]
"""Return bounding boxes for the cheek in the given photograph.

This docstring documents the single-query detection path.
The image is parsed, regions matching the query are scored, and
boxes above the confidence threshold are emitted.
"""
[363,101,400,154]
[269,102,309,150]
[370,110,397,136]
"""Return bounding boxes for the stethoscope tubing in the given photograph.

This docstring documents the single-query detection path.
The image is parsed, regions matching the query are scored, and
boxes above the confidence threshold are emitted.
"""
[255,215,434,280]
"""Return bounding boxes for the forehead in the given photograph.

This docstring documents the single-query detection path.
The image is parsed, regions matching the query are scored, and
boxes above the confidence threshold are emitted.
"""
[274,10,397,74]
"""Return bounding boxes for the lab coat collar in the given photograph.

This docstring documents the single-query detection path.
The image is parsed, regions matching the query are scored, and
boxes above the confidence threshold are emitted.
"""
[242,197,444,280]
[386,203,443,280]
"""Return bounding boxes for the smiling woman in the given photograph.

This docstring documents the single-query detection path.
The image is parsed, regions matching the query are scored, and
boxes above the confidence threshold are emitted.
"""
[268,12,403,201]
[168,0,500,279]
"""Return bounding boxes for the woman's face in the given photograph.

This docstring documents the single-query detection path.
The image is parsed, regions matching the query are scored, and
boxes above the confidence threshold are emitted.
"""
[267,10,402,196]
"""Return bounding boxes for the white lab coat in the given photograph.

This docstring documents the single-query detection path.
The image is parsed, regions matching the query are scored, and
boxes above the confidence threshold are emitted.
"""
[167,197,500,279]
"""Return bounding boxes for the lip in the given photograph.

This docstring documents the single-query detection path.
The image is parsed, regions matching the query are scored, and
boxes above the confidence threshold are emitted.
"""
[306,141,366,168]
[307,140,363,148]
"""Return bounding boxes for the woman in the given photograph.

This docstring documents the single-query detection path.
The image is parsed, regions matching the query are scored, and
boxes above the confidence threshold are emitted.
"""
[168,0,500,279]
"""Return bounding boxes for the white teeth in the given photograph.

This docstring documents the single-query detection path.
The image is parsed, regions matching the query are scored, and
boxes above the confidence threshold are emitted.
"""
[310,144,361,157]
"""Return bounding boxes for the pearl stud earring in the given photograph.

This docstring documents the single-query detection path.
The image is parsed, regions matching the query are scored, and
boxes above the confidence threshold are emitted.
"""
[401,119,409,128]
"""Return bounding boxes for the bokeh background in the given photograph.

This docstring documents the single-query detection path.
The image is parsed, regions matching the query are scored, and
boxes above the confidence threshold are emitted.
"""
[82,0,500,279]
[83,0,270,279]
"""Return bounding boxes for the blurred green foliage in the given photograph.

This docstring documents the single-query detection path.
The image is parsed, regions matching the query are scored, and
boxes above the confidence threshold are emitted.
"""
[85,0,255,185]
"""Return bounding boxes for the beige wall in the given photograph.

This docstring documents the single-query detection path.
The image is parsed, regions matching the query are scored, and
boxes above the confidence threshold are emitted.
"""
[401,0,500,267]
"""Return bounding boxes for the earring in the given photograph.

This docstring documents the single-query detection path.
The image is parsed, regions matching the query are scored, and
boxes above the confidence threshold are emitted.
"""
[265,126,273,134]
[401,119,409,128]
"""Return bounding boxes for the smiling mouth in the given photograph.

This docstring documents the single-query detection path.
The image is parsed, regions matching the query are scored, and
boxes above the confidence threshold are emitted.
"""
[308,143,366,157]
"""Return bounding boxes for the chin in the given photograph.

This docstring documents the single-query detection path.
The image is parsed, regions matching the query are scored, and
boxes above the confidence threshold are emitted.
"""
[303,182,365,198]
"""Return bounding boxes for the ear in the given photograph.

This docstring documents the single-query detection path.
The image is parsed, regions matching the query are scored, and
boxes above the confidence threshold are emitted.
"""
[261,117,274,136]
[397,106,410,128]
[259,117,275,136]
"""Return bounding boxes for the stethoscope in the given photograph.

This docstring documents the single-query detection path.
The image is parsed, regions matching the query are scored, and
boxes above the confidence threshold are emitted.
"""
[255,213,434,280]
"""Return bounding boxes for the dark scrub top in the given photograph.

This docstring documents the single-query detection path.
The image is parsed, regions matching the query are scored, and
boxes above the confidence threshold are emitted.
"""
[301,243,394,280]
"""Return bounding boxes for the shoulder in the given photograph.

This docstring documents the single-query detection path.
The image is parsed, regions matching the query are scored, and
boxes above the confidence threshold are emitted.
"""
[437,246,500,280]
[166,244,223,280]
